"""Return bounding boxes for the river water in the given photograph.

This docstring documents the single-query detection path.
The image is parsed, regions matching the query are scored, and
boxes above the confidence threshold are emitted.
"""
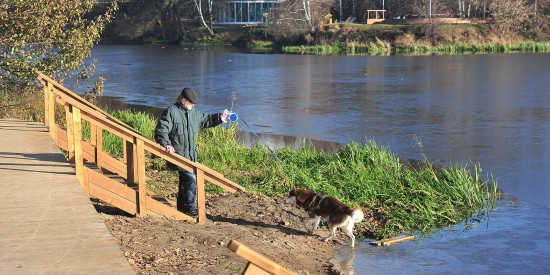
[71,45,550,274]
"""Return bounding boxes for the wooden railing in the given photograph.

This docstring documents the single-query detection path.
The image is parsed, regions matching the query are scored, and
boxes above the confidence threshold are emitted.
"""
[228,240,295,275]
[365,9,386,24]
[38,72,244,223]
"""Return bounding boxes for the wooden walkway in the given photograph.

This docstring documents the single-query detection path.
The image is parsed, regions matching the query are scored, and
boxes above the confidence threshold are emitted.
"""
[0,119,135,274]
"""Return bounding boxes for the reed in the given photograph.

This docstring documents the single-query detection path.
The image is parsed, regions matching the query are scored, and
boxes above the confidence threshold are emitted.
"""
[344,38,392,55]
[397,41,550,54]
[282,45,342,55]
[93,110,499,239]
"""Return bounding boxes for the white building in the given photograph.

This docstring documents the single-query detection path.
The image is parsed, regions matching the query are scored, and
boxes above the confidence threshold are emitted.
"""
[215,0,280,25]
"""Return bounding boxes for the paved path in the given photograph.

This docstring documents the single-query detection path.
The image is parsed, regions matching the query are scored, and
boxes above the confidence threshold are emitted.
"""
[0,119,135,274]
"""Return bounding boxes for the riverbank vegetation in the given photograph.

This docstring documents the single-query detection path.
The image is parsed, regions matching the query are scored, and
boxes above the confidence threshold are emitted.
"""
[100,0,549,55]
[94,110,500,238]
[1,92,499,239]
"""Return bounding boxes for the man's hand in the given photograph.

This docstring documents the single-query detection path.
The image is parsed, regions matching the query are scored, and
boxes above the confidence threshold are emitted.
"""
[165,145,175,153]
[221,109,229,123]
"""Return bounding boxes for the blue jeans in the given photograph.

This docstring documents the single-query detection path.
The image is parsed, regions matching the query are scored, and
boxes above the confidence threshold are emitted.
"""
[177,170,197,213]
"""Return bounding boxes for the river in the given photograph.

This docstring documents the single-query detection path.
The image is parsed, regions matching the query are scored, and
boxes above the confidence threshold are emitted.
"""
[71,45,550,274]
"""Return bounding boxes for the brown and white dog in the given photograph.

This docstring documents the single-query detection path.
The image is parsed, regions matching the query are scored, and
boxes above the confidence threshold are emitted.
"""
[284,188,364,247]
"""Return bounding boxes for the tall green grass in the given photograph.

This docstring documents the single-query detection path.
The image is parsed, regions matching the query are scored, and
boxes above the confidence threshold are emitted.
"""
[282,45,342,55]
[283,41,550,56]
[397,41,550,54]
[81,110,157,158]
[99,111,499,239]
[282,39,393,56]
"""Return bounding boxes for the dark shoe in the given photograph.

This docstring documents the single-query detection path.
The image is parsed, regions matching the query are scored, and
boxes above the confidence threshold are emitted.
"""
[184,209,198,216]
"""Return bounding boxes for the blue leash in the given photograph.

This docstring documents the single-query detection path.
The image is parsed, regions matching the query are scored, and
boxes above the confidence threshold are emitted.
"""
[236,117,294,177]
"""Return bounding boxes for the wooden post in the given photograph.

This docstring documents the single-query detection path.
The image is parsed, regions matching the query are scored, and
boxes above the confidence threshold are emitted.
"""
[83,164,90,195]
[136,139,148,217]
[72,107,84,187]
[64,104,75,163]
[90,124,97,147]
[43,81,50,129]
[125,138,138,184]
[47,82,57,142]
[95,126,104,170]
[196,169,206,224]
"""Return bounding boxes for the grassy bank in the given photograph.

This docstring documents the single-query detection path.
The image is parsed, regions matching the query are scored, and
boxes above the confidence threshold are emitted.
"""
[102,109,498,239]
[1,89,499,239]
[282,40,550,55]
[203,24,550,56]
[279,23,550,55]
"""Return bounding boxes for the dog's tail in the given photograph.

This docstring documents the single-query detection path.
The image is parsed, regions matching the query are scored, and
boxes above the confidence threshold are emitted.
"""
[352,209,364,223]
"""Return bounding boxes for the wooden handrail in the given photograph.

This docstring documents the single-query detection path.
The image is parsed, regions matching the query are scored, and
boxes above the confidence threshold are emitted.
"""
[37,72,244,223]
[228,240,295,275]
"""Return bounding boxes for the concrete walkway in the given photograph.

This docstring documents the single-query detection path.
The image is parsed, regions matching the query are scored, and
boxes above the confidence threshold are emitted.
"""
[0,119,135,274]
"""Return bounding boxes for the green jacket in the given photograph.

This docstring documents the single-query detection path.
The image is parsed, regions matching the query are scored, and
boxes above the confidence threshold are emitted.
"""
[154,102,223,168]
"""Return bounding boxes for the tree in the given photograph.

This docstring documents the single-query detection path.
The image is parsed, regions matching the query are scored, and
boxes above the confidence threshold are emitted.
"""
[192,0,214,36]
[0,0,117,87]
[490,0,530,35]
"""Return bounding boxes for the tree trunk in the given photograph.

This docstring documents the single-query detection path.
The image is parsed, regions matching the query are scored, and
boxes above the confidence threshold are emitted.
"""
[193,0,214,36]
[302,0,314,33]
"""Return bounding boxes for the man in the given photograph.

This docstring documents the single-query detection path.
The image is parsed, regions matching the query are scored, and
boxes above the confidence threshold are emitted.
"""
[154,87,229,216]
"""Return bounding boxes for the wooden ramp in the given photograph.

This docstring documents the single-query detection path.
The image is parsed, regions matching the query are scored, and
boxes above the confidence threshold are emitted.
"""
[0,119,135,274]
[37,72,244,224]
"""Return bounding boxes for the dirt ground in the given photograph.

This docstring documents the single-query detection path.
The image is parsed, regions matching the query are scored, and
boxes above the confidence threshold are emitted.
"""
[95,192,376,274]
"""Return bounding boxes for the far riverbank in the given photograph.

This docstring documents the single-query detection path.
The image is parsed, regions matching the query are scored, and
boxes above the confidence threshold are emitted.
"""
[103,23,550,55]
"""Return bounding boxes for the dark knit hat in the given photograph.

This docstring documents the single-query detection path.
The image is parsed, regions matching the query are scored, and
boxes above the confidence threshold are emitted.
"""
[180,87,198,103]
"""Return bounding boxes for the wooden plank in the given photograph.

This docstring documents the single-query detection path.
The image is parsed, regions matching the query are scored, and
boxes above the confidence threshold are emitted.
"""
[57,128,68,151]
[197,169,206,224]
[81,140,96,163]
[227,240,295,275]
[370,235,415,246]
[88,181,138,215]
[64,104,75,163]
[95,125,104,169]
[145,197,195,222]
[47,82,56,141]
[83,165,90,195]
[87,170,138,215]
[147,189,177,207]
[100,152,128,180]
[72,107,84,186]
[43,82,50,128]
[205,174,244,193]
[90,123,97,146]
[137,139,148,217]
[88,169,137,203]
[244,263,272,275]
[80,110,134,142]
[125,138,138,185]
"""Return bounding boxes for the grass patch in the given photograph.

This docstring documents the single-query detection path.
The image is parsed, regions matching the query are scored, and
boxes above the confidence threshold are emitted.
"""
[396,41,550,54]
[105,112,497,239]
[180,40,224,48]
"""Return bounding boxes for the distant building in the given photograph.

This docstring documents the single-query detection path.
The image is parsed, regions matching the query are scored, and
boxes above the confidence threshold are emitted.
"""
[215,0,280,25]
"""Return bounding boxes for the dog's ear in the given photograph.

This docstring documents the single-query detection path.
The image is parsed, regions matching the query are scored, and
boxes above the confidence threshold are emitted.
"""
[289,188,297,196]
